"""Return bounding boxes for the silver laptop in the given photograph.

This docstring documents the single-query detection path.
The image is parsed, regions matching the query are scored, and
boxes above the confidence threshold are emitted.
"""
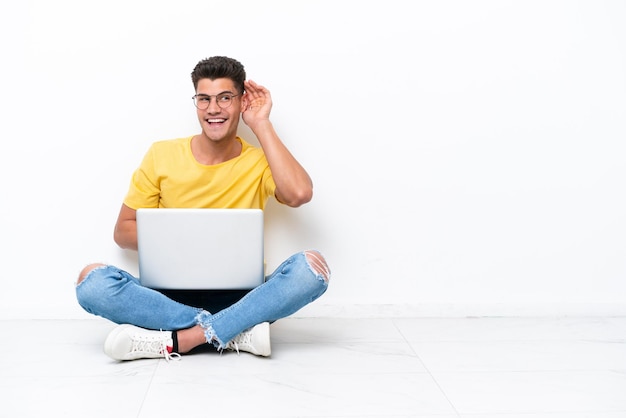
[136,208,264,290]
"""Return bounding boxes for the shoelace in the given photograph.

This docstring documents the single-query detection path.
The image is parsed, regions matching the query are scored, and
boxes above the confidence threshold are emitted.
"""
[163,347,181,362]
[129,331,181,362]
[227,330,253,355]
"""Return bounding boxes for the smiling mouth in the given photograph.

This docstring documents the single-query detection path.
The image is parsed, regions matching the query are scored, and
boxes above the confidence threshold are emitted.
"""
[206,118,226,124]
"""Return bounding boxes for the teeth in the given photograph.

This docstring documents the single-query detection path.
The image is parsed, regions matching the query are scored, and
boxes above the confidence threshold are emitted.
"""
[207,119,225,123]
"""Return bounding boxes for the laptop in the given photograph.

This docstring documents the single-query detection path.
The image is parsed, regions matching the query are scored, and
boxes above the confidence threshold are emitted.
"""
[136,208,265,290]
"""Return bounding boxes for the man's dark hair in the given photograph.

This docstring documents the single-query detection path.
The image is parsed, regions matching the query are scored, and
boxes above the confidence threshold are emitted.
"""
[191,56,246,94]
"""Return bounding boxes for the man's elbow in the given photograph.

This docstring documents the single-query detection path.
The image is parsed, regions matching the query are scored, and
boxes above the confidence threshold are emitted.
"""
[292,190,313,207]
[113,229,125,249]
[113,227,137,251]
[279,187,313,208]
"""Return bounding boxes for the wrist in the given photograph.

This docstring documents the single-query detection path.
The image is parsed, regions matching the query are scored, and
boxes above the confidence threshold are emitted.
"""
[248,119,273,135]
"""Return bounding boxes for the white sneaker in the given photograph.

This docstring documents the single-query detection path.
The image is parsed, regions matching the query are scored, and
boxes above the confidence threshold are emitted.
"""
[104,324,181,362]
[226,322,271,357]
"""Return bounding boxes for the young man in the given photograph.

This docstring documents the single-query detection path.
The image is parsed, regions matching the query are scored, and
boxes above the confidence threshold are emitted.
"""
[75,56,330,361]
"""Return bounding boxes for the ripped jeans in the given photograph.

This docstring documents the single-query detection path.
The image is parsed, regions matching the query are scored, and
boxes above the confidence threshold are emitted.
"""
[76,251,329,348]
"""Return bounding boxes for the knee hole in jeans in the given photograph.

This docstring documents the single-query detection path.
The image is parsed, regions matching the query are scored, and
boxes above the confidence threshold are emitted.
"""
[304,250,330,283]
[76,263,107,285]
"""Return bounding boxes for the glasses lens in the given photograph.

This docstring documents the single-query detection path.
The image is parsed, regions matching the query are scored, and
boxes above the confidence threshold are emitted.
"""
[193,96,208,109]
[216,93,233,109]
[193,94,235,109]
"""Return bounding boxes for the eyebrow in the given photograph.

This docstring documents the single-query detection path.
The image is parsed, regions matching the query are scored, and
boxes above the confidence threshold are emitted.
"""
[195,91,235,97]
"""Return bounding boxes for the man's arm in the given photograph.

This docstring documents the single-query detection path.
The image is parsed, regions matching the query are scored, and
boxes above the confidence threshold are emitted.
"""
[242,80,313,207]
[113,203,138,251]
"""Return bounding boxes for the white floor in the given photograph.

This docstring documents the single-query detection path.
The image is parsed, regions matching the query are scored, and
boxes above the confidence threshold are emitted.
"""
[2,316,625,417]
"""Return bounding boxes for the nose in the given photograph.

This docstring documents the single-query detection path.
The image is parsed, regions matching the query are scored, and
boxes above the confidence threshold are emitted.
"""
[206,98,222,113]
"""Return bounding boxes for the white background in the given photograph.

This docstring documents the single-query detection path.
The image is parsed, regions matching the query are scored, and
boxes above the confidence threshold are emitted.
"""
[1,0,624,318]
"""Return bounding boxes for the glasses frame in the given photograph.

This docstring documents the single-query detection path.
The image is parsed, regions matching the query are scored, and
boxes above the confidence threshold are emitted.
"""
[192,93,240,110]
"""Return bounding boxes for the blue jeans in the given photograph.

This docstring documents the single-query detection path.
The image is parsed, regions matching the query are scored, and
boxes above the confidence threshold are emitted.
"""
[76,251,329,348]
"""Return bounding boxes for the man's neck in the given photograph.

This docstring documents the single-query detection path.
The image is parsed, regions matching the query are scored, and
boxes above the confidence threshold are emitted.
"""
[191,135,242,165]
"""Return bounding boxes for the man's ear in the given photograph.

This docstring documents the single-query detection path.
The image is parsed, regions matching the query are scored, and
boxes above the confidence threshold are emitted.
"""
[240,92,248,113]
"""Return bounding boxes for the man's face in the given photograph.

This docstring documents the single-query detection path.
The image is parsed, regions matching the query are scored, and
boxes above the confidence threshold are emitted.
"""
[195,78,242,143]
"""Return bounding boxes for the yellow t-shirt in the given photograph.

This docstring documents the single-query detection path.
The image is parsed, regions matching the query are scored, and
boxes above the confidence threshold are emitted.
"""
[123,136,276,210]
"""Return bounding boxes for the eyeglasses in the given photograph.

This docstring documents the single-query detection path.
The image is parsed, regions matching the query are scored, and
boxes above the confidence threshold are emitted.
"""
[192,93,239,110]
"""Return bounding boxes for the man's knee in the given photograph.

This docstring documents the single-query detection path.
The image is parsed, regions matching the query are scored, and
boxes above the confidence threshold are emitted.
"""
[304,250,330,283]
[76,263,107,285]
